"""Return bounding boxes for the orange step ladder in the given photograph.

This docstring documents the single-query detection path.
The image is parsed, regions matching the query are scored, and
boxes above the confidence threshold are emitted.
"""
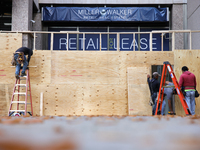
[155,61,191,115]
[8,69,33,116]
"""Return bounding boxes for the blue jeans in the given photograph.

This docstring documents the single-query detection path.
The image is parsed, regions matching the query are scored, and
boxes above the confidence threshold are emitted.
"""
[152,92,166,115]
[14,54,28,75]
[152,93,157,115]
[185,90,195,115]
[161,99,166,115]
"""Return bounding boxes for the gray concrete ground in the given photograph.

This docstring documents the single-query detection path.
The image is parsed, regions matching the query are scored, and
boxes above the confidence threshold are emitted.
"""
[0,115,200,150]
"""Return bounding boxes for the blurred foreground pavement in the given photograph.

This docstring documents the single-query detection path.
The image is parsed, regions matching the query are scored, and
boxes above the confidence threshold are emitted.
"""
[0,115,200,150]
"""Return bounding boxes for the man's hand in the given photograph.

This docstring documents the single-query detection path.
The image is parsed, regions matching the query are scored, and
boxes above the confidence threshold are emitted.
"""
[166,81,171,85]
[147,74,150,78]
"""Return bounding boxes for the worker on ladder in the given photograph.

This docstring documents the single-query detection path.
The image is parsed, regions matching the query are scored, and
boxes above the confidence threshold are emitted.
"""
[14,47,33,79]
[164,81,175,115]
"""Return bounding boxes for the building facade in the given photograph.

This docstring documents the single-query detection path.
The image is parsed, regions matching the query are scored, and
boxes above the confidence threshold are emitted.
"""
[2,0,198,50]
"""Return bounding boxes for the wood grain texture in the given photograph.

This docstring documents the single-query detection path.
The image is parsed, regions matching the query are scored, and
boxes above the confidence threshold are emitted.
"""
[174,50,200,115]
[127,67,152,115]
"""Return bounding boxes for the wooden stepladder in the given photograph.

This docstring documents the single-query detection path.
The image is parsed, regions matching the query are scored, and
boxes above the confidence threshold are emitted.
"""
[8,69,33,116]
[155,61,191,115]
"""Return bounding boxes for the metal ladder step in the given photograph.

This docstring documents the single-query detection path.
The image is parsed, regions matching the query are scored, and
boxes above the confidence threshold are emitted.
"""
[14,92,26,95]
[12,101,26,104]
[19,76,27,80]
[15,84,27,87]
[11,101,31,104]
[19,75,27,78]
[9,110,25,112]
[19,78,27,80]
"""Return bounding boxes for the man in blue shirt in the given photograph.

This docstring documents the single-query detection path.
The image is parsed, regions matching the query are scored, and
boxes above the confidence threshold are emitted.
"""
[14,47,33,79]
[147,72,160,115]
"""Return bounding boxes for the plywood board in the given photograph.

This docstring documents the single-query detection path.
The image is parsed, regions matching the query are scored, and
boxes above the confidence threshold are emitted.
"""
[29,51,51,84]
[0,33,22,51]
[127,67,152,115]
[51,51,120,84]
[174,50,200,115]
[119,51,174,85]
[37,84,57,116]
[83,84,127,115]
[0,84,13,116]
[55,84,84,116]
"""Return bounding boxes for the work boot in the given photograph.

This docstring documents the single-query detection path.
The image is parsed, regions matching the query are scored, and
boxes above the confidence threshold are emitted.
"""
[15,73,19,79]
[21,72,27,77]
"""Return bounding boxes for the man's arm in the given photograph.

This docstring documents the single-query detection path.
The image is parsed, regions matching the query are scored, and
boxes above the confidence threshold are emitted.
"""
[147,74,153,95]
[194,75,197,89]
[27,49,33,64]
[179,75,183,87]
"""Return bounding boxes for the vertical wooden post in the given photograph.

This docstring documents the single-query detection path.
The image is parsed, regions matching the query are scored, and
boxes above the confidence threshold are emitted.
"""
[40,92,43,116]
[100,33,101,51]
[138,26,140,51]
[117,33,120,51]
[77,27,79,50]
[67,33,69,51]
[161,33,164,51]
[133,33,135,51]
[150,32,152,51]
[33,32,36,50]
[172,32,175,51]
[83,33,85,51]
[190,31,192,50]
[107,27,109,51]
[50,33,54,51]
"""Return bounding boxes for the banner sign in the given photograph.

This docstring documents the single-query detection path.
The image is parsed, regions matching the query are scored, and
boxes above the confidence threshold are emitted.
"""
[48,31,169,51]
[43,7,168,22]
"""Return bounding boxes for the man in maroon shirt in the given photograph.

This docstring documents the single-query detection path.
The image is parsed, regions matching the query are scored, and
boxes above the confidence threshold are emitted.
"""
[179,66,196,115]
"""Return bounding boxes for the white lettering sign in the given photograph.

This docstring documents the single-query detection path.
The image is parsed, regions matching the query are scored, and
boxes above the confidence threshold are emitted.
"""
[58,36,159,50]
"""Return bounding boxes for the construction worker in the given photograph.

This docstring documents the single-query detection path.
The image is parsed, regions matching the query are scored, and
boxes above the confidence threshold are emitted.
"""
[179,66,196,115]
[164,81,175,115]
[14,47,33,79]
[147,72,160,115]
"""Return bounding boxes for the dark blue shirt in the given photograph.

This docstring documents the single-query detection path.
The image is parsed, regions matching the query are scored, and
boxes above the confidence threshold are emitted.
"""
[147,78,160,94]
[16,47,33,63]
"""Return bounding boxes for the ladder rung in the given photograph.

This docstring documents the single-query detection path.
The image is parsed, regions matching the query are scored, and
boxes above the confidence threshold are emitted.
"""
[19,94,30,96]
[19,76,27,80]
[9,110,25,112]
[17,94,30,96]
[12,101,26,104]
[15,84,27,87]
[20,78,27,80]
[162,85,175,88]
[19,75,27,78]
[14,92,26,95]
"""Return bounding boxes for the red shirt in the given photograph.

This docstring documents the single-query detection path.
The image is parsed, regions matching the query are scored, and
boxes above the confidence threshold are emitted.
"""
[179,71,196,89]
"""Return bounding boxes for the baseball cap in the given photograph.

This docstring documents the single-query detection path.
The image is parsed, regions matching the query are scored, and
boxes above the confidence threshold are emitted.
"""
[153,72,161,77]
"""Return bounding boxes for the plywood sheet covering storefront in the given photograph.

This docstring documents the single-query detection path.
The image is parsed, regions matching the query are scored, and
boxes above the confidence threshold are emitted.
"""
[0,33,22,116]
[0,33,177,116]
[174,50,200,115]
[127,67,151,115]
